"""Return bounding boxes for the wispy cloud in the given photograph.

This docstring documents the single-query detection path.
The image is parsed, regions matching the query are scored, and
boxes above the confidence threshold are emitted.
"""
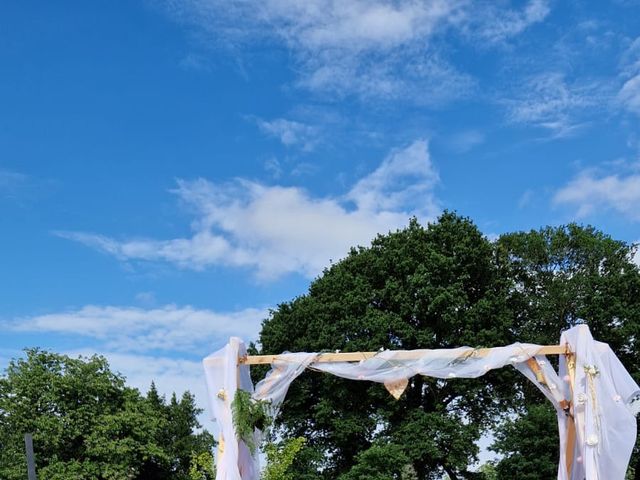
[0,169,28,198]
[11,304,267,353]
[157,0,550,104]
[473,0,551,44]
[503,72,609,137]
[553,164,640,220]
[445,129,485,153]
[619,76,640,115]
[56,140,439,279]
[255,118,320,151]
[7,302,268,427]
[618,37,640,116]
[518,189,535,209]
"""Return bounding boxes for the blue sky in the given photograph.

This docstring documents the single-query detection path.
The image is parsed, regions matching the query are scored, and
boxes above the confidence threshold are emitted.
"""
[1,0,640,415]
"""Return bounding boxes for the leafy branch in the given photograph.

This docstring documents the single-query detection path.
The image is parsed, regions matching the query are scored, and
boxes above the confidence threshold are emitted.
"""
[231,390,273,454]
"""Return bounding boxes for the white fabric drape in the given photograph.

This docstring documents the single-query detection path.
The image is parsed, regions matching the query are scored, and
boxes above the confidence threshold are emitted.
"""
[203,337,259,480]
[311,344,545,381]
[203,326,639,480]
[557,325,639,479]
[253,352,318,411]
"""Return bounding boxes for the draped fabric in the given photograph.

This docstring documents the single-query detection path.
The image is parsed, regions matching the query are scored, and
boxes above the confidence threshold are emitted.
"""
[203,326,639,480]
[556,325,639,479]
[202,338,259,480]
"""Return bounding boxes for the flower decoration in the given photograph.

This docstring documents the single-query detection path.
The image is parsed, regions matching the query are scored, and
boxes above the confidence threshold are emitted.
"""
[586,434,599,446]
[583,364,600,377]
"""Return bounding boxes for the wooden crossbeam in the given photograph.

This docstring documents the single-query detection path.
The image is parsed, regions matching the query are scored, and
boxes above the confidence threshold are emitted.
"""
[240,344,570,365]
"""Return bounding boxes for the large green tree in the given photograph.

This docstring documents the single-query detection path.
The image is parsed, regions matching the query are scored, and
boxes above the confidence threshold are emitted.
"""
[0,350,213,480]
[255,213,640,479]
[257,213,519,479]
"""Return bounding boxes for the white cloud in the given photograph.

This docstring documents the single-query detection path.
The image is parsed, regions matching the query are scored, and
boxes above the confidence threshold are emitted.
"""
[8,303,268,430]
[475,0,550,44]
[297,50,475,106]
[619,75,640,115]
[4,304,254,430]
[12,304,267,352]
[623,37,640,72]
[157,0,550,103]
[256,118,320,151]
[58,140,440,279]
[553,168,640,220]
[504,72,607,137]
[264,157,283,179]
[347,139,438,212]
[618,38,640,115]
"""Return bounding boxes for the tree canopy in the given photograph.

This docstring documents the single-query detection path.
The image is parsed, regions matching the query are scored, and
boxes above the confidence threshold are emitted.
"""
[255,212,640,479]
[0,349,213,480]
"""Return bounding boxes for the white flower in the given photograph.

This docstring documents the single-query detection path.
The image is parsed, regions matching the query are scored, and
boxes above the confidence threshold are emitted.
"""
[586,434,599,446]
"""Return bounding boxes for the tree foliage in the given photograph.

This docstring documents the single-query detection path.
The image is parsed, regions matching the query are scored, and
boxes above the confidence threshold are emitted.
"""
[262,437,306,480]
[495,224,640,477]
[255,213,640,479]
[0,350,213,480]
[491,404,558,479]
[188,451,215,480]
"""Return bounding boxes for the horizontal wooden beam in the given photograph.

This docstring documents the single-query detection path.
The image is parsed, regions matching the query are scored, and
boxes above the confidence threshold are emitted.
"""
[239,344,570,365]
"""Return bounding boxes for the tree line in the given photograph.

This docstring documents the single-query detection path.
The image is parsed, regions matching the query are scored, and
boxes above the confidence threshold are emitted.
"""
[1,212,638,478]
[0,350,214,479]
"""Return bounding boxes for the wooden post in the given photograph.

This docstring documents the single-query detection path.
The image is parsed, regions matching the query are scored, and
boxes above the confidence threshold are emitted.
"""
[24,433,37,480]
[564,353,577,478]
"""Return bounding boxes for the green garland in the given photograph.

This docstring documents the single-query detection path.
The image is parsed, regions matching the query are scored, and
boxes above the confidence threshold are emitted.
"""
[231,390,273,454]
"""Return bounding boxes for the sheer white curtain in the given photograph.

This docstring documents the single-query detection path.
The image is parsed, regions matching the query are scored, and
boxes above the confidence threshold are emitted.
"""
[555,325,639,479]
[203,325,639,480]
[202,338,258,480]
